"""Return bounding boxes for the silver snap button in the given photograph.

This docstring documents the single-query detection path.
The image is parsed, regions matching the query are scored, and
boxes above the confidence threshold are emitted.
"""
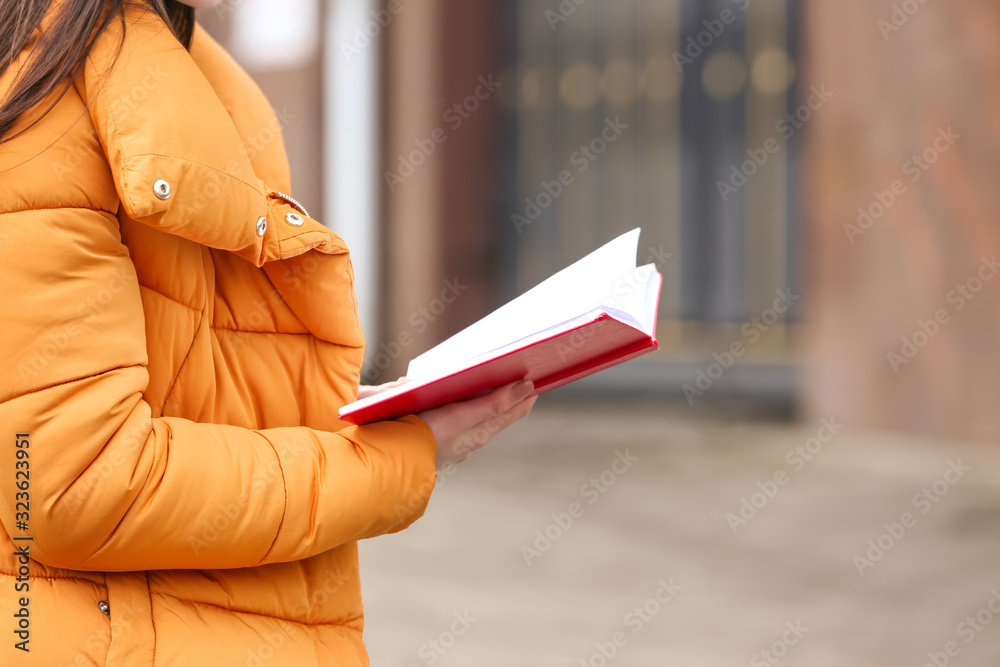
[153,179,171,200]
[285,212,304,226]
[256,217,267,236]
[98,600,110,616]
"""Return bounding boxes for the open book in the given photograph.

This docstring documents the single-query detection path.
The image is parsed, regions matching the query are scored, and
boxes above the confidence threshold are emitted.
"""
[338,228,662,425]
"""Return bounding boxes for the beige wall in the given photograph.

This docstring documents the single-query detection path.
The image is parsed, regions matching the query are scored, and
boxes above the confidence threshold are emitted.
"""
[804,0,1000,439]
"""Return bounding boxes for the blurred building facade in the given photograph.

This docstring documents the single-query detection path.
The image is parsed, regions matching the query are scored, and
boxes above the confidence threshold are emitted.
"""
[204,0,803,413]
[375,0,804,414]
[201,1,1000,439]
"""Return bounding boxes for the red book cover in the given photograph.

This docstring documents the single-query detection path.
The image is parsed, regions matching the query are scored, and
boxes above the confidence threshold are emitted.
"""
[338,229,662,425]
[339,289,661,425]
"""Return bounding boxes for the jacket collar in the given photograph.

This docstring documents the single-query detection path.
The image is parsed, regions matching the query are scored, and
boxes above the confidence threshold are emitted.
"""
[74,6,336,265]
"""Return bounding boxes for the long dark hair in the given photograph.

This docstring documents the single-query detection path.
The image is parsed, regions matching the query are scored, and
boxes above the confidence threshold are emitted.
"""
[0,0,194,143]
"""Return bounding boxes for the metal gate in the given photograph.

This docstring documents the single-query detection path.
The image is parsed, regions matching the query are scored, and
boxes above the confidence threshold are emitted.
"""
[496,0,803,408]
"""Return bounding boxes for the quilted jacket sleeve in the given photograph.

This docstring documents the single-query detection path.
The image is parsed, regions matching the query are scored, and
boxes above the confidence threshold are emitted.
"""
[0,205,438,572]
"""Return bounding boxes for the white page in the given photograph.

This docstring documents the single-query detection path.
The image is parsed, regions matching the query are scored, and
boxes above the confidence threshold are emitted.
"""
[597,263,660,336]
[406,228,642,379]
[345,308,618,415]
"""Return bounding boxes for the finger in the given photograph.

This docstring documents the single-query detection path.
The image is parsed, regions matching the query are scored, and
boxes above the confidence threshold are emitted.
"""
[441,393,538,467]
[505,394,538,424]
[459,394,538,453]
[485,394,538,436]
[451,380,533,423]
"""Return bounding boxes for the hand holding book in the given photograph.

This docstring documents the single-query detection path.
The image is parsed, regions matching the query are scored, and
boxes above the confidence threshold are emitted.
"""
[340,228,661,425]
[416,379,537,470]
[357,378,538,469]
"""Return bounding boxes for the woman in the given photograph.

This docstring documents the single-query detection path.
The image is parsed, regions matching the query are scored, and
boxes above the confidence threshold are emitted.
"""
[0,1,537,664]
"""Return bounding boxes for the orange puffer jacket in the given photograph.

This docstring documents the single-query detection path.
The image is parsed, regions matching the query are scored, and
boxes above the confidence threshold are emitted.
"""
[0,7,437,666]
